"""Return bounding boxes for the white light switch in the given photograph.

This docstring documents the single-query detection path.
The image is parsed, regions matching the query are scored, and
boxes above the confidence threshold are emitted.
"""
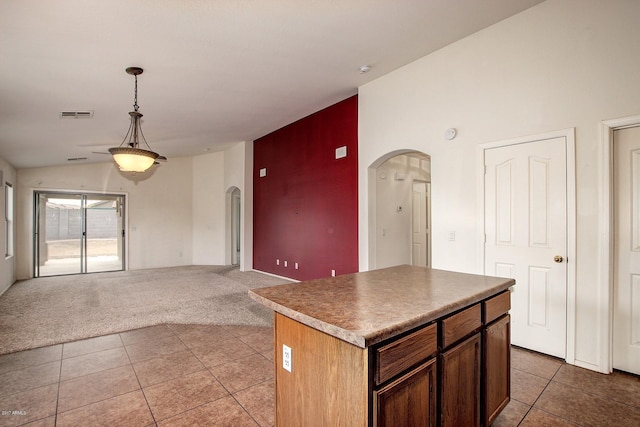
[335,146,347,159]
[259,168,267,177]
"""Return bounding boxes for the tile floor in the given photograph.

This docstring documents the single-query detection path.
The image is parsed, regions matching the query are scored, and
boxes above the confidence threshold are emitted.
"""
[0,324,639,426]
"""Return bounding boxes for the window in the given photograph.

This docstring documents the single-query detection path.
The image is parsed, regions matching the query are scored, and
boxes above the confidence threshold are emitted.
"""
[5,182,13,257]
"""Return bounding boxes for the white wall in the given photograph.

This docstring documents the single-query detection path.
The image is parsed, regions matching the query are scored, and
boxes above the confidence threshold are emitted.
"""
[358,0,640,372]
[16,157,195,278]
[0,157,16,294]
[187,141,254,268]
[223,141,253,271]
[192,151,225,265]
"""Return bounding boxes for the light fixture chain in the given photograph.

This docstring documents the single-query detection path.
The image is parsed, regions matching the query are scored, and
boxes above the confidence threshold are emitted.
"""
[133,74,139,112]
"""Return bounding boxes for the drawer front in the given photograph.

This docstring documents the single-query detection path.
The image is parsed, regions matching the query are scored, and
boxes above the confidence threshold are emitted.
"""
[441,303,481,348]
[484,291,511,324]
[375,322,437,385]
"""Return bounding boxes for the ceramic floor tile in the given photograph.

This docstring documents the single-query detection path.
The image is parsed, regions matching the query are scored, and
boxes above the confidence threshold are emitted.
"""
[60,347,130,381]
[156,395,258,427]
[226,325,273,338]
[143,370,229,421]
[191,337,256,369]
[209,353,273,393]
[168,324,230,337]
[490,399,530,427]
[233,380,274,427]
[19,416,56,427]
[534,380,640,426]
[238,328,273,354]
[125,335,188,363]
[56,390,154,427]
[0,361,60,397]
[511,347,562,380]
[62,334,123,359]
[519,408,579,426]
[0,383,57,427]
[120,325,176,346]
[511,368,549,405]
[57,365,140,413]
[260,350,275,362]
[552,364,640,408]
[174,327,234,350]
[0,346,62,376]
[132,350,205,388]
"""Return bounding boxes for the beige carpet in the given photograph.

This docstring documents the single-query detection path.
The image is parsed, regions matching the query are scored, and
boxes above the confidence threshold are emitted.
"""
[0,265,291,355]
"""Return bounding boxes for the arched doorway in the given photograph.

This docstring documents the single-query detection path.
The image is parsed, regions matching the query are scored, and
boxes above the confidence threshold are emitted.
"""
[227,187,241,266]
[368,151,431,269]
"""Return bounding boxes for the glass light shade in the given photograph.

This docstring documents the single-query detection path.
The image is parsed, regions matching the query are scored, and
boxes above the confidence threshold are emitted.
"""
[109,147,158,172]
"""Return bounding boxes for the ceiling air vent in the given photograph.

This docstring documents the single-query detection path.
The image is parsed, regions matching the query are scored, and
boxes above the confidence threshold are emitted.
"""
[60,111,94,119]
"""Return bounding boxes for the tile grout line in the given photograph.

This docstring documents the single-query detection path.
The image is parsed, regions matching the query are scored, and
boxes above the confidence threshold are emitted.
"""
[518,364,582,426]
[122,327,165,426]
[53,345,64,427]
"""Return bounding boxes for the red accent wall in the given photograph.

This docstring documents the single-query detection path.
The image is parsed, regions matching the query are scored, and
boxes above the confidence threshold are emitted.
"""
[253,95,358,281]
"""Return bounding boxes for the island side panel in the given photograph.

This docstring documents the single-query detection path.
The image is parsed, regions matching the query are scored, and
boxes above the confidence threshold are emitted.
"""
[274,313,369,427]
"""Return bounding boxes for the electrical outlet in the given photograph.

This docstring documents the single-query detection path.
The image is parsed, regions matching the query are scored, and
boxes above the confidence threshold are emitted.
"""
[295,262,299,269]
[331,269,336,277]
[276,259,280,265]
[284,260,288,267]
[283,344,292,373]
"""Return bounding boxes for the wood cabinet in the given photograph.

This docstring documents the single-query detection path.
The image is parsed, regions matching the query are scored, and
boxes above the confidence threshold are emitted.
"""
[438,303,482,427]
[483,291,511,426]
[374,359,436,427]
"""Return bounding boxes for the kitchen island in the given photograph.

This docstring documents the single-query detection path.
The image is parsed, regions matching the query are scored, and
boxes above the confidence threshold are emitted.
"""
[249,265,514,426]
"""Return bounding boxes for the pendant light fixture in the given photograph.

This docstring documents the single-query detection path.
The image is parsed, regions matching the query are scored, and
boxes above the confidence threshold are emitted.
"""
[109,67,164,173]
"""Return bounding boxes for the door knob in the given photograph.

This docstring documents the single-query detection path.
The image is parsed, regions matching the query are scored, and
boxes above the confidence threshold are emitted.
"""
[554,255,564,263]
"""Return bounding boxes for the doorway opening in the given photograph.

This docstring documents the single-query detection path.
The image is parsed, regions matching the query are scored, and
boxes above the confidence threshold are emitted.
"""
[611,124,640,375]
[368,151,431,270]
[601,115,640,375]
[227,187,241,266]
[34,191,125,277]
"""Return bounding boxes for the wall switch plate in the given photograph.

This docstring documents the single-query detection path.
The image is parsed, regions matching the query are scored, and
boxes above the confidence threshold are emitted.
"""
[259,168,267,177]
[331,269,336,277]
[335,146,347,159]
[295,262,299,269]
[283,344,292,373]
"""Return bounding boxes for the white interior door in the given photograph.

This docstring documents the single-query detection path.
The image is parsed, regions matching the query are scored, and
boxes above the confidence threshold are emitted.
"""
[484,137,567,358]
[613,126,640,375]
[411,181,429,267]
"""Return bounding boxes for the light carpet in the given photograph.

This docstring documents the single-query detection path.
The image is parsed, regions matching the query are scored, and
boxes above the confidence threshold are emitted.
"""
[0,265,291,355]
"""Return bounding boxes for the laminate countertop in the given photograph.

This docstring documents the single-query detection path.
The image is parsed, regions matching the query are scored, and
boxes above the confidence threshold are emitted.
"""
[249,265,514,348]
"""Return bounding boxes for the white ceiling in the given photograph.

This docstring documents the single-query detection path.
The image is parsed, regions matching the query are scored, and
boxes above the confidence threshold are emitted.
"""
[0,0,544,169]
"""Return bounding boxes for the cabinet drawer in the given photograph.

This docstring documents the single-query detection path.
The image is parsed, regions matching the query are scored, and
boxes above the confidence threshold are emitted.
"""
[484,291,511,324]
[375,322,437,385]
[441,304,481,348]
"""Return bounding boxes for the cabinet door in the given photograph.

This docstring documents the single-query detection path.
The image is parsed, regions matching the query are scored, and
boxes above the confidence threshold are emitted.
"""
[374,358,436,427]
[440,333,481,427]
[484,314,510,426]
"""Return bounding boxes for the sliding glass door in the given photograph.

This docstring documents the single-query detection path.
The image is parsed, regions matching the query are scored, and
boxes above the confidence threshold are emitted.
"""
[34,191,125,277]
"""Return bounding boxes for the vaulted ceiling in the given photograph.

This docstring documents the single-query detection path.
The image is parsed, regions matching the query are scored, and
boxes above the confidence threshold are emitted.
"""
[0,0,544,169]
